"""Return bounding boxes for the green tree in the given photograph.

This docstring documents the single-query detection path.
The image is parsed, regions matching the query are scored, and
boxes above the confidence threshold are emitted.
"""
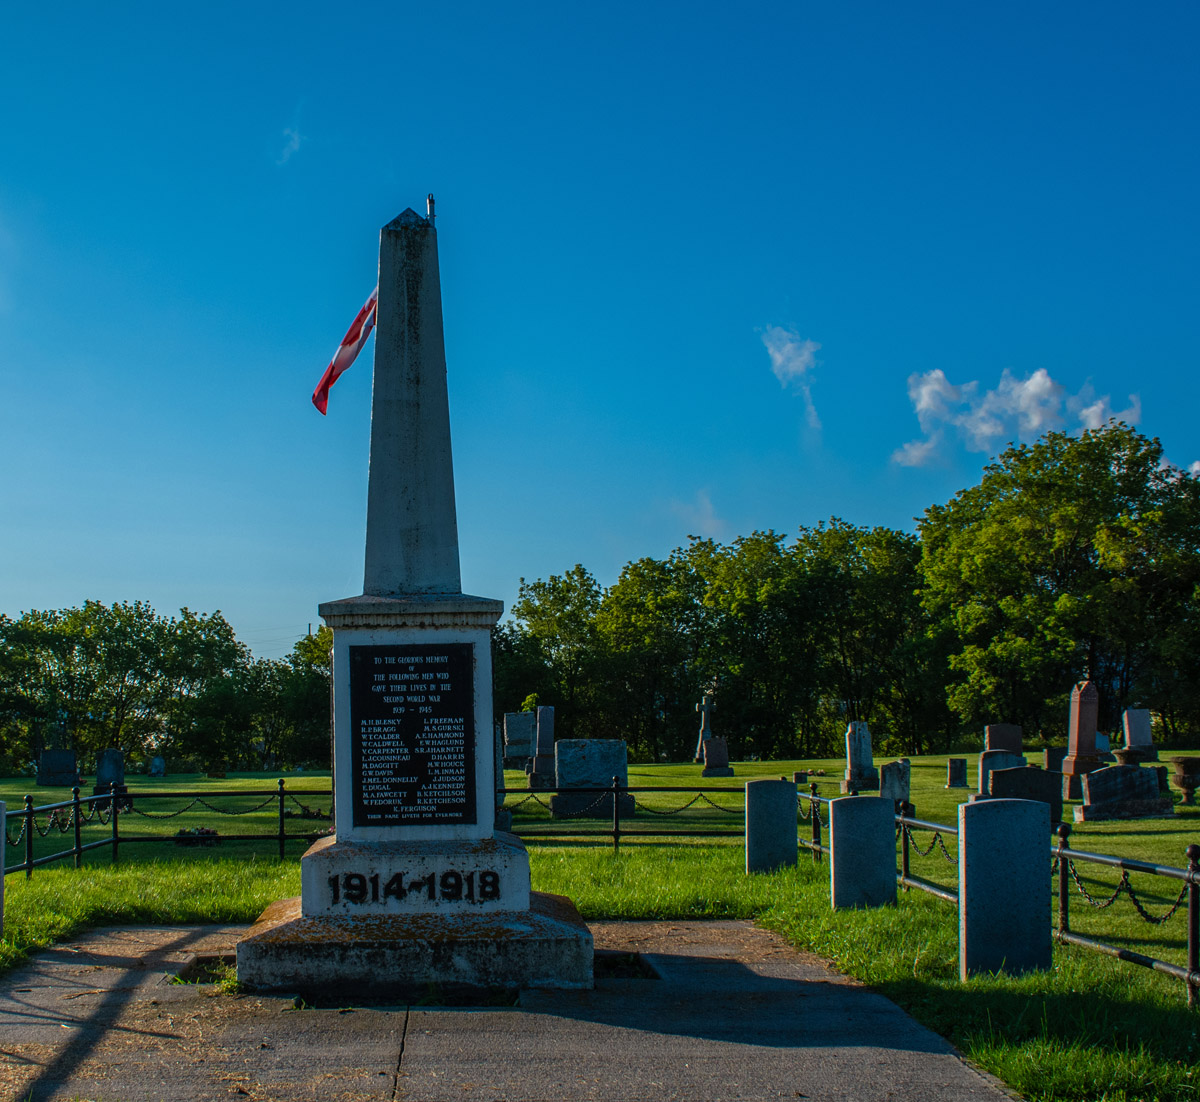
[919,423,1200,738]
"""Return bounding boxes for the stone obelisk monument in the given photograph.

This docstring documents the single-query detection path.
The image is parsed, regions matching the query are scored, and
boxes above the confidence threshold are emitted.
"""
[237,200,592,996]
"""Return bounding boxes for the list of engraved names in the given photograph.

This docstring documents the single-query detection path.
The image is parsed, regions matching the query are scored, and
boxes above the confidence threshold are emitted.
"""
[349,644,475,826]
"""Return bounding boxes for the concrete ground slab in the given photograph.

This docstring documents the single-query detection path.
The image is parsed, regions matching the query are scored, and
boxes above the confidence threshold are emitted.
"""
[0,921,1012,1102]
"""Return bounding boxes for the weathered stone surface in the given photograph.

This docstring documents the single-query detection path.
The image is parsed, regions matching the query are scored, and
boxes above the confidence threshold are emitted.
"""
[745,779,798,873]
[237,891,593,997]
[946,758,968,788]
[95,748,124,787]
[1044,747,1067,772]
[36,749,78,787]
[988,766,1063,823]
[879,759,911,806]
[694,693,717,762]
[1074,764,1175,821]
[829,796,896,910]
[299,834,531,917]
[1062,680,1103,796]
[959,798,1051,979]
[503,711,535,761]
[148,755,166,777]
[554,739,628,789]
[983,724,1022,754]
[841,722,879,792]
[978,749,1026,795]
[535,706,555,756]
[1123,708,1158,761]
[702,736,735,777]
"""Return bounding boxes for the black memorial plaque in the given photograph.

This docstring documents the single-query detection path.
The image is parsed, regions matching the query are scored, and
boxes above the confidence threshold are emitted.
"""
[349,643,476,827]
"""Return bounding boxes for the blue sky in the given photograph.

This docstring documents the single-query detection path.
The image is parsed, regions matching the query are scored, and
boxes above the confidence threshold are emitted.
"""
[2,1,1198,657]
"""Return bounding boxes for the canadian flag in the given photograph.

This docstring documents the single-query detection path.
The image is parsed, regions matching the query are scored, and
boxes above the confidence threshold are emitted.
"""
[311,286,378,415]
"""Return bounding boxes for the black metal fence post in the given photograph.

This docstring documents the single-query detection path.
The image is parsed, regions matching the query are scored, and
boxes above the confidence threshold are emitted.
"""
[611,776,621,855]
[809,783,821,863]
[110,782,120,865]
[1187,843,1199,1008]
[278,778,286,859]
[24,795,33,878]
[1057,823,1071,937]
[72,786,82,869]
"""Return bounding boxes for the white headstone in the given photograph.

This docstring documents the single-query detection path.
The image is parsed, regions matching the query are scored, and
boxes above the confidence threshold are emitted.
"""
[842,721,879,791]
[745,779,798,873]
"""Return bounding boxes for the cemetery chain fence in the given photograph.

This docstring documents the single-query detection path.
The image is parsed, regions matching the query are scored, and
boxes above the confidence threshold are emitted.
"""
[9,778,1200,1005]
[3,780,332,876]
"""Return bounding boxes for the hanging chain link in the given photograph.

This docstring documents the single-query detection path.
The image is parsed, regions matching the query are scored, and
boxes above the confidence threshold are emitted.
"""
[902,824,955,862]
[1067,859,1190,924]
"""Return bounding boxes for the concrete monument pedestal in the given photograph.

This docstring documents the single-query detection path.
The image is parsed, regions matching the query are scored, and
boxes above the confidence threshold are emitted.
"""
[236,201,591,996]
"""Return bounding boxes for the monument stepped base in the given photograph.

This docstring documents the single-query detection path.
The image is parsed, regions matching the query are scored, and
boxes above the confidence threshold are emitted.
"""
[236,891,593,998]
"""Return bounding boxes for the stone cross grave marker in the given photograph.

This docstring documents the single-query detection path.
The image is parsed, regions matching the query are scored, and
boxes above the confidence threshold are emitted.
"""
[236,200,591,997]
[693,693,716,763]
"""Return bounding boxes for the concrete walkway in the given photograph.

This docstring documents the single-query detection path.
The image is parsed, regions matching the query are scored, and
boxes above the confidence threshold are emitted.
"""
[0,921,1015,1102]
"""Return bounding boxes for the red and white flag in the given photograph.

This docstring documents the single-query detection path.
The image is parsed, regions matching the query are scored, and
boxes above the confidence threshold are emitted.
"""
[311,286,378,415]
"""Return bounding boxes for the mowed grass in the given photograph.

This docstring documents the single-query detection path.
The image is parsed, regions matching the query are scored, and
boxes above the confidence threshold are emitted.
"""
[6,758,1200,1100]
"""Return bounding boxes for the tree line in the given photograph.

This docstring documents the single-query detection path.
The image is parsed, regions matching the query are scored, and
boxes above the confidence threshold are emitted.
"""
[495,424,1200,761]
[3,423,1197,772]
[0,603,331,773]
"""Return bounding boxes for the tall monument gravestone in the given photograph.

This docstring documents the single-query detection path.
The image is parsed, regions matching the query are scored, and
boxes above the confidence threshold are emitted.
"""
[693,693,716,763]
[236,203,592,996]
[1061,680,1104,799]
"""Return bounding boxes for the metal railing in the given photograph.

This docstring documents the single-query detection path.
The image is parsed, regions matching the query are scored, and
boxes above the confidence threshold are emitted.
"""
[4,781,331,877]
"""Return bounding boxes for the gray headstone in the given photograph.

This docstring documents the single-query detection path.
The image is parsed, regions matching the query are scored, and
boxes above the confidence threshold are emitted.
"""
[945,758,968,788]
[988,766,1063,823]
[701,737,735,778]
[879,759,911,806]
[841,722,879,792]
[549,739,633,819]
[1075,764,1174,821]
[1044,747,1067,772]
[978,749,1026,795]
[554,740,628,789]
[37,749,79,787]
[984,724,1023,754]
[95,748,125,788]
[959,798,1051,978]
[535,706,555,756]
[1123,709,1156,760]
[745,779,798,873]
[1095,733,1111,753]
[503,712,536,759]
[829,796,896,910]
[148,756,166,777]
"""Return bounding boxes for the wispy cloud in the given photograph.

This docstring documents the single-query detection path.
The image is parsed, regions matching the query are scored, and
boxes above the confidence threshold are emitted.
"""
[670,489,726,538]
[762,325,821,429]
[276,112,306,166]
[892,367,1141,467]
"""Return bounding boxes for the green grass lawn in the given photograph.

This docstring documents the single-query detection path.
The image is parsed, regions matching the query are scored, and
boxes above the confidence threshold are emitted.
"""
[5,757,1200,1101]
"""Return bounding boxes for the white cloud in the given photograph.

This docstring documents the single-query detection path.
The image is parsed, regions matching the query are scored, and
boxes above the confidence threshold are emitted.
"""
[1190,461,1200,478]
[276,125,306,166]
[670,489,726,538]
[762,325,821,429]
[892,367,1141,466]
[892,431,945,468]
